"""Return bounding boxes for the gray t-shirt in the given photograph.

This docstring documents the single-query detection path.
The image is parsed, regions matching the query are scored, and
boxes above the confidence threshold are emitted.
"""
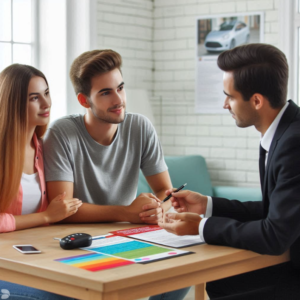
[43,113,167,206]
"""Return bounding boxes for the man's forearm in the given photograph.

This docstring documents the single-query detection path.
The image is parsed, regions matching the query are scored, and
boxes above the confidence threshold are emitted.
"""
[155,189,168,200]
[60,203,129,223]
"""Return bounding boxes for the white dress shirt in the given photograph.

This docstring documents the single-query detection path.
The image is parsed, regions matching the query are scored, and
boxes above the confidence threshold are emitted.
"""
[198,102,289,242]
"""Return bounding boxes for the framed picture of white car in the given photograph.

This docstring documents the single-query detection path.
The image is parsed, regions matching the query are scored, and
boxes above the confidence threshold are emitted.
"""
[197,12,263,57]
[195,12,264,114]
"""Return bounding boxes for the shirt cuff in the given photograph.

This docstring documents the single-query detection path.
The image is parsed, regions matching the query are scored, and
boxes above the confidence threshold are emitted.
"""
[205,196,213,218]
[198,196,213,242]
[198,218,208,242]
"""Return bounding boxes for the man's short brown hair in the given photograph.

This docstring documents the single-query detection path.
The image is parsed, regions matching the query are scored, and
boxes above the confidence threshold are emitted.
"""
[69,49,122,97]
[217,43,288,108]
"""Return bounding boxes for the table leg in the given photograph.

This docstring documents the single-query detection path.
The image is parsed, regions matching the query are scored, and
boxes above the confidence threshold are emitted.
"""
[195,283,206,300]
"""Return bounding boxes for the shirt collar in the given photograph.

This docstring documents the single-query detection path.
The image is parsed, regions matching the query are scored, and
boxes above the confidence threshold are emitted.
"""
[261,102,289,152]
[33,132,41,152]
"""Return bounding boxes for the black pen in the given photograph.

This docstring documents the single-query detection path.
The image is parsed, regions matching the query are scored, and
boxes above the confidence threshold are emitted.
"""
[161,183,187,203]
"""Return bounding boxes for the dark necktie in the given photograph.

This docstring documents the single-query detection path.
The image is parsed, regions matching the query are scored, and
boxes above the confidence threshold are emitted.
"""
[259,144,266,187]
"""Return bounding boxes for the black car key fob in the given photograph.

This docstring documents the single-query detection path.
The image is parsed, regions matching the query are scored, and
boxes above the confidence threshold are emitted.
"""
[54,233,92,250]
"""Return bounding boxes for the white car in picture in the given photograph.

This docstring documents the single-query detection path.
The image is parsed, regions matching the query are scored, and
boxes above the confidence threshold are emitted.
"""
[204,20,250,53]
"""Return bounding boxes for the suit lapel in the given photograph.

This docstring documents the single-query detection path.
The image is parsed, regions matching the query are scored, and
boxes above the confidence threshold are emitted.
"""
[262,100,299,202]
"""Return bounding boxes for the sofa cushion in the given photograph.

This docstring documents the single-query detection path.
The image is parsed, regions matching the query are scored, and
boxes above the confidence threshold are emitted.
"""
[212,186,262,202]
[137,155,213,196]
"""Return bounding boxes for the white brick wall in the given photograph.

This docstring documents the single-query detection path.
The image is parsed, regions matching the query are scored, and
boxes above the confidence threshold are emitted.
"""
[153,0,279,188]
[97,0,153,90]
[96,0,280,188]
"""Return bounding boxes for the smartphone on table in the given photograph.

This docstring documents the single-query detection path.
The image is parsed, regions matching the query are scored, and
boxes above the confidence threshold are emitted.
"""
[13,245,41,254]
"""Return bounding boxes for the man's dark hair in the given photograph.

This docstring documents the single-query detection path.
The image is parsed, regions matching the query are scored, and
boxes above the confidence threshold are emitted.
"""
[217,43,288,108]
[70,49,122,97]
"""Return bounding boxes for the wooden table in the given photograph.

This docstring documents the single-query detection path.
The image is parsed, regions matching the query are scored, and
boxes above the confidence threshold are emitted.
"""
[0,223,289,300]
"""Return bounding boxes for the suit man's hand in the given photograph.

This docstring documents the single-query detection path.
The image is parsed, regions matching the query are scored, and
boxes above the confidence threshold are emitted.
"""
[158,212,201,236]
[164,189,207,215]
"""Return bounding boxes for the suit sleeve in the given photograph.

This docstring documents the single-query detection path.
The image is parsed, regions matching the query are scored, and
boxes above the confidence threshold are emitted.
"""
[212,197,263,222]
[204,136,300,255]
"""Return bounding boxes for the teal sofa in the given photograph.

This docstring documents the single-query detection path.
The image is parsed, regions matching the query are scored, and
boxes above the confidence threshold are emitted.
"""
[137,155,262,202]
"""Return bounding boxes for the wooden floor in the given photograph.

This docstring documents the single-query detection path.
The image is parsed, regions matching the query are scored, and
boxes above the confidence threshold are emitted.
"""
[138,285,197,300]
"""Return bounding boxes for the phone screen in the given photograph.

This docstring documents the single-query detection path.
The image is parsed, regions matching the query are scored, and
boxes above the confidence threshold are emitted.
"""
[15,246,39,252]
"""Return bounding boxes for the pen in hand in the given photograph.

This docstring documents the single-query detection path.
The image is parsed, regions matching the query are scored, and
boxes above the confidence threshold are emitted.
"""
[161,183,187,203]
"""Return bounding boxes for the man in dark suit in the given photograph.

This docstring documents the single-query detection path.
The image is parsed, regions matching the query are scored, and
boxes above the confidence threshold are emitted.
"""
[159,43,300,299]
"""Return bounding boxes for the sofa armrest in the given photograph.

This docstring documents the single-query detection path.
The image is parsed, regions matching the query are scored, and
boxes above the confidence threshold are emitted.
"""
[212,186,262,202]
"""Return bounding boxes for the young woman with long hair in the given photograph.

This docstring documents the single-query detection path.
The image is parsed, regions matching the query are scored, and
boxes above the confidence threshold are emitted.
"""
[0,64,82,299]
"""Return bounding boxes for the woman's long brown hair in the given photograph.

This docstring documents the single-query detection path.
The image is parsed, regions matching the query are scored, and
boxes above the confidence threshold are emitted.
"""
[0,64,48,212]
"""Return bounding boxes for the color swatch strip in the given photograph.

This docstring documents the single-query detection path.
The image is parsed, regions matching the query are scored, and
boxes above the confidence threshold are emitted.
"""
[55,252,134,272]
[90,240,170,259]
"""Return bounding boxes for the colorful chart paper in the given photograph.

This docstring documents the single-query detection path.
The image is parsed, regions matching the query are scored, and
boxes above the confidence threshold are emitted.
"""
[55,252,134,272]
[82,235,192,263]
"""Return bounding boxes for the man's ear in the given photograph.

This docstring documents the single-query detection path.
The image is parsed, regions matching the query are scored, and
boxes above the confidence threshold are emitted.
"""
[77,93,90,108]
[251,93,265,111]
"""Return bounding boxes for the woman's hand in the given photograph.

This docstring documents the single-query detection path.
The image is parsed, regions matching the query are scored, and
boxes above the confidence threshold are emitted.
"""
[43,192,82,223]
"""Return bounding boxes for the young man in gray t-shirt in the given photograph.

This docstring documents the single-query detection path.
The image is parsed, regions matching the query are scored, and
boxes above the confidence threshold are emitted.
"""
[44,49,173,224]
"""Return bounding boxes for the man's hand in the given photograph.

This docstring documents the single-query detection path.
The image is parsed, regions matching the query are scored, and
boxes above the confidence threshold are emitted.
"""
[126,193,162,224]
[164,189,208,215]
[139,197,163,224]
[158,212,202,236]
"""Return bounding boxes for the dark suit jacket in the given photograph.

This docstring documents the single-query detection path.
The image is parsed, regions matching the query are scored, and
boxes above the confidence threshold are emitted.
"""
[204,100,300,268]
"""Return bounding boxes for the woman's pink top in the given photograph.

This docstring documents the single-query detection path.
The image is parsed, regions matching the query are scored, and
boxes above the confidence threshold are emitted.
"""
[0,134,48,233]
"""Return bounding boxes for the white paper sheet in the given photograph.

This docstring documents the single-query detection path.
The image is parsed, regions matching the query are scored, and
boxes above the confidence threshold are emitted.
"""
[129,229,204,248]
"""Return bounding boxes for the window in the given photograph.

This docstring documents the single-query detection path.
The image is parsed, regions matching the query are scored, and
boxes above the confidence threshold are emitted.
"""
[0,0,37,72]
[279,0,300,103]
